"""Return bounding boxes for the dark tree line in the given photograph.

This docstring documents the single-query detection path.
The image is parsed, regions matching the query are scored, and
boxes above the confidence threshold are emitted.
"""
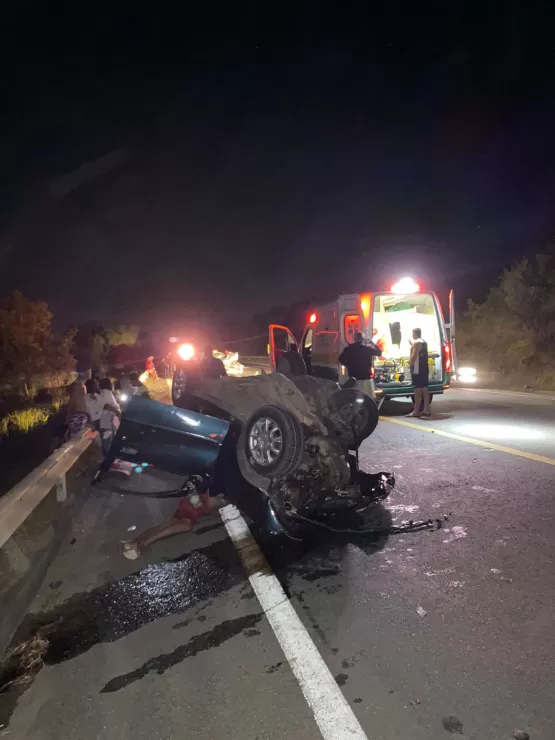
[457,251,555,387]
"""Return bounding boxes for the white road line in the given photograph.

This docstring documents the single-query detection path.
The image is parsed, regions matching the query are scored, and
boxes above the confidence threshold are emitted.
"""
[220,504,369,740]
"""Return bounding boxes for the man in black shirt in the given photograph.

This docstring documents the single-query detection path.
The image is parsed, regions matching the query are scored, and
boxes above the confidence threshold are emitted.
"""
[338,332,381,388]
[201,345,227,379]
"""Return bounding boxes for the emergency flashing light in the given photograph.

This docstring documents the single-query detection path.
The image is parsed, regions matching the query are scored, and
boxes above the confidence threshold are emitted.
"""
[177,343,195,361]
[360,295,370,319]
[391,277,420,294]
[309,312,317,324]
[443,343,452,372]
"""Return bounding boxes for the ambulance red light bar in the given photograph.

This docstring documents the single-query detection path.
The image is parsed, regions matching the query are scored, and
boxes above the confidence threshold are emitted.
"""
[360,294,371,319]
[390,277,420,294]
[309,312,318,324]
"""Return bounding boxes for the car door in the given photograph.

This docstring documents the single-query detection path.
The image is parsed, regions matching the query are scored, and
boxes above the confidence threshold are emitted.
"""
[101,395,230,478]
[299,325,313,374]
[269,324,300,371]
[448,289,458,374]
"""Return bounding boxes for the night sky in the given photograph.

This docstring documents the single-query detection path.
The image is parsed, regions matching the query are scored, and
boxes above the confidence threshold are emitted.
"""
[2,1,555,333]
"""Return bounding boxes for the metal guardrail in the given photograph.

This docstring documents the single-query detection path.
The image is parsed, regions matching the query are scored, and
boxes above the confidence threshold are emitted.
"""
[239,356,271,367]
[0,430,96,549]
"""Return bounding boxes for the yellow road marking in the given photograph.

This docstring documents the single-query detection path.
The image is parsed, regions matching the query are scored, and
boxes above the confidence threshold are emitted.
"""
[380,416,555,467]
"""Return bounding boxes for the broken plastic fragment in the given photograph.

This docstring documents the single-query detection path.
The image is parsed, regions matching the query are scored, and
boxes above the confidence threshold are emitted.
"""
[416,605,427,618]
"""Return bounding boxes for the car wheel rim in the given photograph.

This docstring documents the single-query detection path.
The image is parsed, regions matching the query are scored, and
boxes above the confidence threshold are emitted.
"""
[248,417,283,466]
[173,372,185,399]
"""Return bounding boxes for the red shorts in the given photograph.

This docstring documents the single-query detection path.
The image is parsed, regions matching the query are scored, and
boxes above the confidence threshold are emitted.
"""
[173,492,211,524]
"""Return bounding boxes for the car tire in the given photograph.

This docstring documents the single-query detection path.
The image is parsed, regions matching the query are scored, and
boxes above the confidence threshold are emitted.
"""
[328,389,379,448]
[172,369,187,404]
[172,367,203,407]
[239,405,304,479]
[276,351,307,377]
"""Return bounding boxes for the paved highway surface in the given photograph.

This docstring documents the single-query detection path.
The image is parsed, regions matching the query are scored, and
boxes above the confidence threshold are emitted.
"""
[1,387,554,739]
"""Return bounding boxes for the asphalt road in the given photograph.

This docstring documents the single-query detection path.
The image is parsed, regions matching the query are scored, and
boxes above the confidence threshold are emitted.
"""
[2,387,555,739]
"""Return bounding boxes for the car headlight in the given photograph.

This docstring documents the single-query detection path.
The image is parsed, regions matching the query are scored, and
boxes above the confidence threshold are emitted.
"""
[178,343,195,361]
[458,367,477,383]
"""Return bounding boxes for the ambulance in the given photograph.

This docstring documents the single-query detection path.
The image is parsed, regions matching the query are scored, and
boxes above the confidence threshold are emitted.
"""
[269,278,457,405]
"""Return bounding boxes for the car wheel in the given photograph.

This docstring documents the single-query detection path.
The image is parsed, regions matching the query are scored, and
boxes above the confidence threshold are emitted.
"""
[240,405,304,478]
[172,369,187,404]
[328,389,379,448]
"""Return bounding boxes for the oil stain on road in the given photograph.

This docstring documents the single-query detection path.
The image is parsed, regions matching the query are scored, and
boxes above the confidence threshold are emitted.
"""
[0,539,245,727]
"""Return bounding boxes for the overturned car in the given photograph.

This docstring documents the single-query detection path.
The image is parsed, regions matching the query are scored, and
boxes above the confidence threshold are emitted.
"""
[96,369,393,538]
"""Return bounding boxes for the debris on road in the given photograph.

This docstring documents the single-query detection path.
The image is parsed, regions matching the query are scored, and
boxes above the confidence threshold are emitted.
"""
[513,731,530,740]
[490,568,502,574]
[426,568,455,577]
[442,715,464,734]
[388,503,420,514]
[0,633,49,693]
[443,525,468,543]
[416,605,427,618]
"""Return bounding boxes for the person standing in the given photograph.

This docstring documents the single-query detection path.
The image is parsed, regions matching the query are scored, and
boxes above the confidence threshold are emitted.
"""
[409,328,431,418]
[338,332,381,395]
[66,379,89,439]
[98,378,122,455]
[201,345,227,379]
[85,379,103,432]
[145,355,158,381]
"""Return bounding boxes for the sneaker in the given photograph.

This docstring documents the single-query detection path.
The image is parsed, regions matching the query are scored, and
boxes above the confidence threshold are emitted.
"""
[122,542,141,560]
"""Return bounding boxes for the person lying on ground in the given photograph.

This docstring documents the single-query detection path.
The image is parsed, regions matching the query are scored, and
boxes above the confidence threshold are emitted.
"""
[122,491,226,560]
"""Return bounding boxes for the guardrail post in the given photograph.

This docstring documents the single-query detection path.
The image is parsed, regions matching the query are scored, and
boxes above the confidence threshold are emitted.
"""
[56,473,67,502]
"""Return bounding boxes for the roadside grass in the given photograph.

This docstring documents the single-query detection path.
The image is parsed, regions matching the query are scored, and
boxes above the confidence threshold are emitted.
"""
[0,407,52,437]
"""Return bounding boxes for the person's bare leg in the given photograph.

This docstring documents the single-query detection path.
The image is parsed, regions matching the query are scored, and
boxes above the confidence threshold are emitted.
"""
[422,388,431,415]
[411,389,423,417]
[122,517,193,560]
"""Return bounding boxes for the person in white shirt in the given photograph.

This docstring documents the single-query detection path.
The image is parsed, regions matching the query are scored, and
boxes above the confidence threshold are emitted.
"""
[85,379,103,431]
[98,378,121,455]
